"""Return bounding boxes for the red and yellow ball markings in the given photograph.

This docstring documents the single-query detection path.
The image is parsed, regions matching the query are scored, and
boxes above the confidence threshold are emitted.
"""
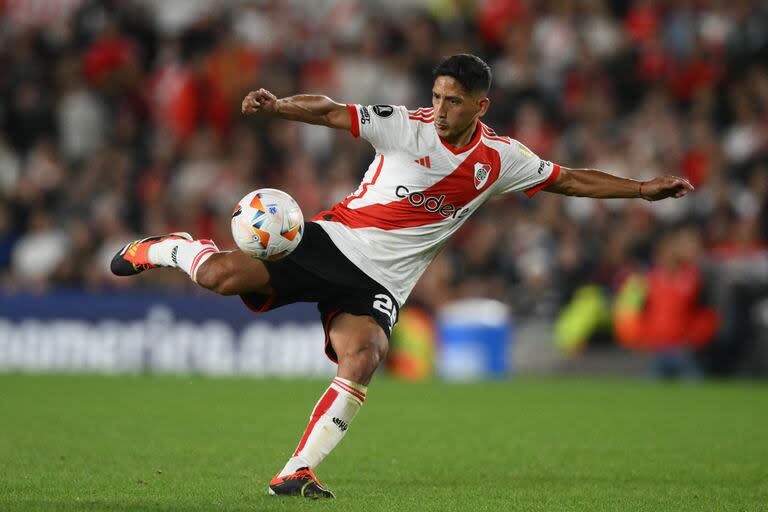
[249,193,266,212]
[283,225,301,241]
[251,226,270,247]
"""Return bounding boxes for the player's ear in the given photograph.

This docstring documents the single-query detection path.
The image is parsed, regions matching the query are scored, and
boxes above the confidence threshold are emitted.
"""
[477,97,490,117]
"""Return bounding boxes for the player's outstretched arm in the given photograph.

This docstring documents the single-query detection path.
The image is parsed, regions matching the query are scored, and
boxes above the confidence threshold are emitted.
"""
[544,167,694,201]
[241,88,351,131]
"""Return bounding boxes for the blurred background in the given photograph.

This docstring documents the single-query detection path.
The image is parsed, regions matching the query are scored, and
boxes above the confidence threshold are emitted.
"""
[0,0,766,380]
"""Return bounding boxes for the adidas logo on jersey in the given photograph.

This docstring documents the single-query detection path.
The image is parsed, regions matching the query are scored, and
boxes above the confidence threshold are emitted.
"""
[414,156,431,169]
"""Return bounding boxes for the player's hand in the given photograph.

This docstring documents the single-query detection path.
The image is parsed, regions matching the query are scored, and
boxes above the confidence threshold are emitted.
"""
[241,88,279,116]
[639,176,695,201]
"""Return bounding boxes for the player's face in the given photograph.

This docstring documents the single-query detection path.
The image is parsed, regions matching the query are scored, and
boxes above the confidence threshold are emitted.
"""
[431,76,488,142]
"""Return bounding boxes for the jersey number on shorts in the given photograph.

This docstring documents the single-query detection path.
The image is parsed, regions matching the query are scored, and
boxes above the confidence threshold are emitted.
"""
[372,294,397,328]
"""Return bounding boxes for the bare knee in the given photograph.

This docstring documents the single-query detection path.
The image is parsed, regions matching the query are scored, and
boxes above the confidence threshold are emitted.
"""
[332,315,389,385]
[339,342,387,385]
[195,254,239,295]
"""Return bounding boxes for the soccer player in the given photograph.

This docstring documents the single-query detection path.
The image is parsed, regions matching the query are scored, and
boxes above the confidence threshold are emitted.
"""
[111,54,693,498]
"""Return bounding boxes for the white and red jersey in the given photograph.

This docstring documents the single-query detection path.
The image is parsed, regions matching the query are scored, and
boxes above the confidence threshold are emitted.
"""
[313,104,560,306]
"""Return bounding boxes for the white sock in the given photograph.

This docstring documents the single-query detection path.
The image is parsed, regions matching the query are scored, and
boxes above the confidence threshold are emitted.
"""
[278,377,367,476]
[147,238,219,282]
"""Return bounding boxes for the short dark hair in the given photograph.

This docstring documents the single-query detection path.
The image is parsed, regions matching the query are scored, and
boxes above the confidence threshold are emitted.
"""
[433,54,492,95]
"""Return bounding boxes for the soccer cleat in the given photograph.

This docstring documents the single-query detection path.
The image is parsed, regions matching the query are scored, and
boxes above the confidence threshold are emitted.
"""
[110,232,192,276]
[268,468,335,499]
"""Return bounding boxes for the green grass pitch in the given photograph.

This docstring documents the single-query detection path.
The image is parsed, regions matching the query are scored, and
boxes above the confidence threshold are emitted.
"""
[1,374,765,511]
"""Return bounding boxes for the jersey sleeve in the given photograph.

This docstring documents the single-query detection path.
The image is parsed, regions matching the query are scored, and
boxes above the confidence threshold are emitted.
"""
[347,104,411,151]
[494,140,561,197]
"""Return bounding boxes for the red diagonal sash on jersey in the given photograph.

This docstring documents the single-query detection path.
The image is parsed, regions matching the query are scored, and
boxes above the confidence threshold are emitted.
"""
[315,143,501,230]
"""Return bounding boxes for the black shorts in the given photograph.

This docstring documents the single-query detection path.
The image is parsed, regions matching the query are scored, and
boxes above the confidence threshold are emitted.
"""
[240,222,399,363]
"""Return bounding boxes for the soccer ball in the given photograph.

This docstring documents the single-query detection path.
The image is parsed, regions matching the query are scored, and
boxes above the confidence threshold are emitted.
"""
[231,188,304,261]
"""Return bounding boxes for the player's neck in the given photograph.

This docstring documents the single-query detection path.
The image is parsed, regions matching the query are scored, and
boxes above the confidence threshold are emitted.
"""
[440,121,480,152]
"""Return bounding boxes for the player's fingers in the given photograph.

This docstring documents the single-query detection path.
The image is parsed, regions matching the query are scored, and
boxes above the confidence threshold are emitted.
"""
[675,176,694,190]
[252,92,270,105]
[255,88,276,102]
[242,101,262,115]
[674,184,690,197]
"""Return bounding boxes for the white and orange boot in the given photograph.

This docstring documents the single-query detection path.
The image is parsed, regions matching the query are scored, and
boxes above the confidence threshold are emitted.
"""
[110,232,192,276]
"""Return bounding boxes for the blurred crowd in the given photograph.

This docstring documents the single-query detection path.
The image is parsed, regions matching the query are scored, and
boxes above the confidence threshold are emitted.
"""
[1,0,767,371]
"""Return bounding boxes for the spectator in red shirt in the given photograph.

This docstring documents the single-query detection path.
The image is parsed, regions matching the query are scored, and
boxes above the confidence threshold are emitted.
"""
[615,227,719,378]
